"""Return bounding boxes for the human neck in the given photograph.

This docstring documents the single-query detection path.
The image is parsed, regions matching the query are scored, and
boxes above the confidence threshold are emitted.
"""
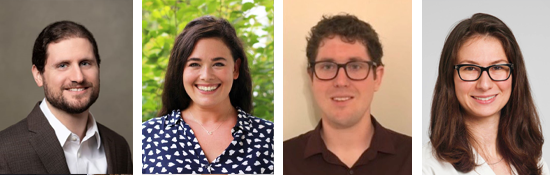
[321,112,375,167]
[185,100,236,124]
[45,100,89,140]
[464,112,500,158]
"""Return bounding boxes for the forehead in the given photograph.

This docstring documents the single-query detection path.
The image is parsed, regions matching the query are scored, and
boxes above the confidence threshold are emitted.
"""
[46,37,94,63]
[316,35,370,62]
[456,35,508,65]
[188,38,232,59]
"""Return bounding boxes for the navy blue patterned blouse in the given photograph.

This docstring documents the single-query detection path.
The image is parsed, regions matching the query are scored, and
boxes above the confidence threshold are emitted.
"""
[142,107,274,174]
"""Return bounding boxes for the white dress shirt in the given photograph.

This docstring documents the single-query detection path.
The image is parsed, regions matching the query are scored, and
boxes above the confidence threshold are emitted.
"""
[40,98,107,174]
[423,143,550,175]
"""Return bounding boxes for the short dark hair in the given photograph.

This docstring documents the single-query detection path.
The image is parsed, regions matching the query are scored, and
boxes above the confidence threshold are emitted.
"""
[32,20,101,73]
[158,16,253,116]
[306,14,383,77]
[430,13,543,175]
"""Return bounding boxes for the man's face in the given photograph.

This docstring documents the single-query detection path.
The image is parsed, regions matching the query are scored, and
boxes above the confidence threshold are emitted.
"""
[32,37,100,114]
[310,35,384,128]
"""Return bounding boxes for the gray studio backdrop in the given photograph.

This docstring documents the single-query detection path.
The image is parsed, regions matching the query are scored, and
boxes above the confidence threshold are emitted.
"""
[0,0,133,152]
[422,0,550,162]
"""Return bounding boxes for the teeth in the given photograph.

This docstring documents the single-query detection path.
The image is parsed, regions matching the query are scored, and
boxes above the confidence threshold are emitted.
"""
[68,88,84,91]
[197,85,218,91]
[333,97,351,101]
[474,95,496,101]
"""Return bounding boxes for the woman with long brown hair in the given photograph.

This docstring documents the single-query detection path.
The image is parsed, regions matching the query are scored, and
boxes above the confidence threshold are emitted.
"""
[423,13,548,175]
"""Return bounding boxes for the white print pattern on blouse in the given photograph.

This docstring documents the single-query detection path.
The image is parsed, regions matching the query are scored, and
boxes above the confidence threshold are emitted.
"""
[142,107,274,174]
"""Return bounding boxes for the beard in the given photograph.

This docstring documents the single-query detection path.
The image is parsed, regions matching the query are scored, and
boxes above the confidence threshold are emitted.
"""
[43,81,100,114]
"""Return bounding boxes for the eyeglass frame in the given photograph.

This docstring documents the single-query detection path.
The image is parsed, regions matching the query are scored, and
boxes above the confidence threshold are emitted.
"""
[308,61,379,81]
[454,63,514,81]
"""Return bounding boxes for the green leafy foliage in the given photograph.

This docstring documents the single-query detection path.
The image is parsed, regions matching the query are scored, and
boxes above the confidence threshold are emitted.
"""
[142,0,274,122]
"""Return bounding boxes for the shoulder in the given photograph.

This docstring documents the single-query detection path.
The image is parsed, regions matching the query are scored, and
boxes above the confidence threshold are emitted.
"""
[142,110,178,137]
[385,128,412,151]
[142,115,166,132]
[237,108,274,136]
[283,130,314,157]
[0,118,29,146]
[422,143,457,175]
[540,157,550,175]
[97,122,129,146]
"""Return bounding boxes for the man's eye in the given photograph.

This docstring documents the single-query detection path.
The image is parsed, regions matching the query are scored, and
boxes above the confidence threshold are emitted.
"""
[81,62,91,66]
[321,64,334,70]
[58,64,67,68]
[349,64,362,70]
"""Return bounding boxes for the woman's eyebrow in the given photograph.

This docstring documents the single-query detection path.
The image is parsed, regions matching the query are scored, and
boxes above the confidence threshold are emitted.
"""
[212,57,227,61]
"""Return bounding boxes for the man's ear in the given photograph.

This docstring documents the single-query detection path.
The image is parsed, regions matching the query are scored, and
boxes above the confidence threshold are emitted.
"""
[233,58,241,80]
[32,65,44,87]
[373,65,384,92]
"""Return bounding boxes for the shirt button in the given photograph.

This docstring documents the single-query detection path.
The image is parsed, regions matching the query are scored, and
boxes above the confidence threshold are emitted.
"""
[77,152,81,158]
[349,170,354,175]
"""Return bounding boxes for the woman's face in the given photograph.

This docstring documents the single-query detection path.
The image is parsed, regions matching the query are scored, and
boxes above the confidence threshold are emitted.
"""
[454,35,512,119]
[183,38,240,108]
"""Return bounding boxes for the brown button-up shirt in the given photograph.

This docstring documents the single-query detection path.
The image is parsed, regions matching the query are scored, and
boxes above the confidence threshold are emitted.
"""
[283,116,411,175]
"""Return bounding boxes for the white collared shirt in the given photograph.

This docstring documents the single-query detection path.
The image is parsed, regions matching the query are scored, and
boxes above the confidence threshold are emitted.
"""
[423,143,550,175]
[40,98,107,174]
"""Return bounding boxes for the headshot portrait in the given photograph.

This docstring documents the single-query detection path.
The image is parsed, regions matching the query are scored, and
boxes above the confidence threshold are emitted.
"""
[141,0,274,174]
[422,1,550,175]
[282,0,412,174]
[0,0,132,174]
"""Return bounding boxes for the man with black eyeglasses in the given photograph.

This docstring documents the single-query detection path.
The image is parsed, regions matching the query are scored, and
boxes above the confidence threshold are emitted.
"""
[283,14,411,175]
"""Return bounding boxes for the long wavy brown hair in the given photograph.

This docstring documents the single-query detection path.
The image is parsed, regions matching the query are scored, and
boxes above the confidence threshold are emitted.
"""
[429,13,543,174]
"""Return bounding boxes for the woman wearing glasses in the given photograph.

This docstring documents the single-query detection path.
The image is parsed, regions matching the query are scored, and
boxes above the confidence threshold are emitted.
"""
[142,16,274,174]
[423,13,549,174]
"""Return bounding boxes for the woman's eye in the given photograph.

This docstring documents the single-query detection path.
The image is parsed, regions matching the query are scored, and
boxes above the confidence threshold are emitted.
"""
[213,62,225,67]
[492,66,503,70]
[464,67,476,71]
[188,63,200,67]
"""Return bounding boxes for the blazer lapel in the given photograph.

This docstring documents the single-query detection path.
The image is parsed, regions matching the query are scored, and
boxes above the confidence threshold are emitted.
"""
[100,127,117,174]
[27,102,70,174]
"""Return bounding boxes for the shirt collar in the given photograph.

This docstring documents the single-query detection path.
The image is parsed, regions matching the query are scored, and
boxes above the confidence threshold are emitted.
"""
[40,98,102,149]
[303,115,398,159]
[163,107,253,133]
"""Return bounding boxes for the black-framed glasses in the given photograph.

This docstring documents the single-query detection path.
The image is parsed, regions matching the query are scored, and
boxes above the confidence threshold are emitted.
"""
[454,63,513,81]
[309,61,378,80]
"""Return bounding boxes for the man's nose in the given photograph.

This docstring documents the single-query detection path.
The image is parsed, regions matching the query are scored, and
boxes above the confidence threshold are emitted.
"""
[333,67,349,87]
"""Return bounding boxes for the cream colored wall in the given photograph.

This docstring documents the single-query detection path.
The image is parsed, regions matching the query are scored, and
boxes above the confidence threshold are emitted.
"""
[283,0,412,140]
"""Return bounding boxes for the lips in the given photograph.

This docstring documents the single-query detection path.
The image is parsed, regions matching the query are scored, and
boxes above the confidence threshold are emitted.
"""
[64,86,89,95]
[196,84,220,92]
[471,94,497,104]
[68,88,85,91]
[331,96,354,102]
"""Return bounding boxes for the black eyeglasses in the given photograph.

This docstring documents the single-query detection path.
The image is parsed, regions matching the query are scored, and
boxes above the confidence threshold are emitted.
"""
[454,63,513,81]
[309,61,378,80]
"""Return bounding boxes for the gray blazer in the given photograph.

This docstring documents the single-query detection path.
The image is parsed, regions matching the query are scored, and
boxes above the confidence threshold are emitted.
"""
[0,101,132,174]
